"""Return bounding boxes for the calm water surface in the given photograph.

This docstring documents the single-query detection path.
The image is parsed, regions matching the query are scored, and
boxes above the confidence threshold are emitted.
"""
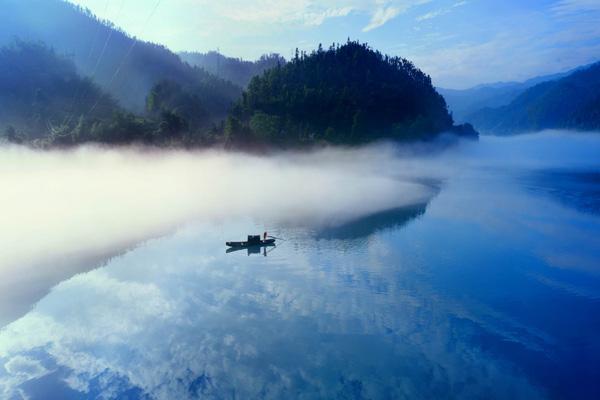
[1,134,600,399]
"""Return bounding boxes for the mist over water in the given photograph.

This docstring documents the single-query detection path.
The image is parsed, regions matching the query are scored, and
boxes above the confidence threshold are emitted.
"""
[1,130,600,399]
[0,142,437,269]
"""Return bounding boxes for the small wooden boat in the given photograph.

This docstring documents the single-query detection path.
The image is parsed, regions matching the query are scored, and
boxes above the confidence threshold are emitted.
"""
[226,239,275,248]
[226,235,275,248]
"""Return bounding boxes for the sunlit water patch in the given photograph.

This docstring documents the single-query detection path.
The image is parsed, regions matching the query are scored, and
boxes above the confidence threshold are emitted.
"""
[1,131,600,399]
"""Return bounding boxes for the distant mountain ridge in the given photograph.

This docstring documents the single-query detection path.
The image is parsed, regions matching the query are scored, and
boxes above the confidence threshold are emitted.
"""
[0,0,241,117]
[179,51,286,87]
[466,62,600,134]
[438,65,591,122]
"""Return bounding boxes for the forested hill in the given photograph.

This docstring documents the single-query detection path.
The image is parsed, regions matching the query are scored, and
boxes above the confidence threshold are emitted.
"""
[0,41,117,142]
[467,62,600,134]
[227,41,477,146]
[179,51,286,87]
[0,0,241,117]
[0,41,224,147]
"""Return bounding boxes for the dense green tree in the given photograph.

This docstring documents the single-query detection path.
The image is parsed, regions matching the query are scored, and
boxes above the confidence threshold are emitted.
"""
[146,80,208,131]
[230,41,475,146]
[249,112,282,140]
[224,116,247,143]
[156,110,187,140]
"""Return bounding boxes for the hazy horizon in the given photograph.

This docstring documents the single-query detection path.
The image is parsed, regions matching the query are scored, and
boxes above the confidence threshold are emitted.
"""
[67,0,600,89]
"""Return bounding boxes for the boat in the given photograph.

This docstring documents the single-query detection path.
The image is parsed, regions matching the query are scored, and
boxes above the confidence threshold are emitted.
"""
[225,239,276,248]
[226,235,275,248]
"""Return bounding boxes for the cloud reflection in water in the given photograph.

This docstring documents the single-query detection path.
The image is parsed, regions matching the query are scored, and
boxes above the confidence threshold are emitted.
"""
[0,218,550,400]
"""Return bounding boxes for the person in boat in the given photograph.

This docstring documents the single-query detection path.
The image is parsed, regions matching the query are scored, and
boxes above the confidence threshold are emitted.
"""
[264,231,268,241]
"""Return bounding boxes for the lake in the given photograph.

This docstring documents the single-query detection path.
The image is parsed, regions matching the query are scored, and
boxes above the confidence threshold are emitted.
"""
[0,131,599,399]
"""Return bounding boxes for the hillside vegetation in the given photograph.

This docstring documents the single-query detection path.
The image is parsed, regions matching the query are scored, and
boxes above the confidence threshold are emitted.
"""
[0,41,118,143]
[0,42,217,147]
[226,41,476,146]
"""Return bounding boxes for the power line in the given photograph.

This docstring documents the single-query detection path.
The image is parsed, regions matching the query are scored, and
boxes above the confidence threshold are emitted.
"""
[87,0,162,116]
[63,0,127,127]
[90,0,126,79]
[62,0,112,126]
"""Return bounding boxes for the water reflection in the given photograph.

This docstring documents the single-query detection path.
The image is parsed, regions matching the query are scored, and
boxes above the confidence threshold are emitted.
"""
[0,239,147,328]
[226,243,276,256]
[1,133,600,399]
[519,169,600,215]
[0,222,552,399]
[316,202,429,240]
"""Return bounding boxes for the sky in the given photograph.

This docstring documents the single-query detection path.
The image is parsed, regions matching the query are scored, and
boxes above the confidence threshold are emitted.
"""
[68,0,600,89]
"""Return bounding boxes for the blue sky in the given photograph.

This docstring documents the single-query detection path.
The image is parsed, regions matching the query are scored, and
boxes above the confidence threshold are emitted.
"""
[69,0,600,88]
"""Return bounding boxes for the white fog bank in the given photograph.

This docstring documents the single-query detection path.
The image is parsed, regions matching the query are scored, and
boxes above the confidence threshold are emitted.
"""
[0,143,437,283]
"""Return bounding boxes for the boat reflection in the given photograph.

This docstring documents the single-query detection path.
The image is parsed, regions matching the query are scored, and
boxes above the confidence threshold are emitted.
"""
[226,243,276,256]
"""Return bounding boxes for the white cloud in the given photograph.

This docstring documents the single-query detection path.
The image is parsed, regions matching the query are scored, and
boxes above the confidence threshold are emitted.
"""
[4,356,49,380]
[364,0,433,31]
[1,355,51,399]
[410,9,600,89]
[416,1,467,22]
[205,0,357,26]
[69,0,435,59]
[416,8,443,21]
[552,0,600,16]
[199,0,430,31]
[305,6,355,26]
[363,6,401,31]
